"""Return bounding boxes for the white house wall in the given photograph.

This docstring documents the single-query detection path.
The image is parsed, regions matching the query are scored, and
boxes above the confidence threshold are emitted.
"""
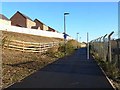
[43,24,48,31]
[0,24,73,40]
[26,19,36,29]
[0,19,11,26]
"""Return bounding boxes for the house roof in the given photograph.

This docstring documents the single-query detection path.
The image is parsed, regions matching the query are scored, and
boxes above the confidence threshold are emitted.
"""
[34,19,44,24]
[48,26,54,30]
[0,14,10,21]
[35,19,57,32]
[34,19,48,26]
[11,11,33,21]
[48,26,56,31]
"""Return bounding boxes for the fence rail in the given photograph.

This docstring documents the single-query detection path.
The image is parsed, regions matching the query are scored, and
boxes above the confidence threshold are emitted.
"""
[4,40,61,53]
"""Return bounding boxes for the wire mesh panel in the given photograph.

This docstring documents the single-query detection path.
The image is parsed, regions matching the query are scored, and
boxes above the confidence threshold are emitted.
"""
[90,34,120,70]
[111,39,120,70]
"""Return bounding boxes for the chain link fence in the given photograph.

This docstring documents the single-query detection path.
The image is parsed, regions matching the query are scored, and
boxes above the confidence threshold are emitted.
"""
[90,31,120,70]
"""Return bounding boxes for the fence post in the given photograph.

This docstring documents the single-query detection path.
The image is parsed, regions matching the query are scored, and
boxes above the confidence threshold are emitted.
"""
[99,36,103,59]
[53,41,54,47]
[23,41,24,52]
[94,39,97,52]
[103,34,107,61]
[108,31,114,63]
[96,38,99,53]
[93,40,96,52]
[87,32,89,60]
[116,39,120,70]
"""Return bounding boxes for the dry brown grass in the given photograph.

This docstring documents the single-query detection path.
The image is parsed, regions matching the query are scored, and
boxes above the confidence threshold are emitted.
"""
[1,31,80,89]
[2,31,64,43]
[1,31,64,88]
[2,48,57,88]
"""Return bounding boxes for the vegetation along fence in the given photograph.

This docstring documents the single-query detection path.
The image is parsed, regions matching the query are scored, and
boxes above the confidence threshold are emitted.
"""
[3,40,61,53]
[90,31,120,70]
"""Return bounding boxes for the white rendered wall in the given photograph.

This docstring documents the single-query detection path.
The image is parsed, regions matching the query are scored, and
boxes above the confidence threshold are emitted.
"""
[0,24,73,40]
[0,19,11,26]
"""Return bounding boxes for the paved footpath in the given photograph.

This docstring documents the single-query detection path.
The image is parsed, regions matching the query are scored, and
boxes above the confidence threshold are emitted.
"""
[7,48,114,89]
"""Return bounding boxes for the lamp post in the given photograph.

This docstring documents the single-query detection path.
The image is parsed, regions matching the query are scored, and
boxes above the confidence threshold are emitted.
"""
[87,32,89,60]
[79,37,81,48]
[77,33,79,48]
[64,12,69,55]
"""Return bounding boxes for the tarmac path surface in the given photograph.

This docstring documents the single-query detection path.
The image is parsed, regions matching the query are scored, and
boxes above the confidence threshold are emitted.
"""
[7,48,114,89]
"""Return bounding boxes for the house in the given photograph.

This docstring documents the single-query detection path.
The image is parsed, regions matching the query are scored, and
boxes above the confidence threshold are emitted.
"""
[0,14,11,25]
[31,26,41,30]
[10,11,36,29]
[43,24,49,31]
[34,19,48,31]
[34,19,43,30]
[48,26,56,32]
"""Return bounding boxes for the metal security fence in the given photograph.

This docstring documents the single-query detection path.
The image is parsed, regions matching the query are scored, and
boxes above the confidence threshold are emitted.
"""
[111,39,120,69]
[90,31,120,70]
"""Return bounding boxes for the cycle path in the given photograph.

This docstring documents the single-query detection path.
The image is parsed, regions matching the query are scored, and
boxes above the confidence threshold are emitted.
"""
[7,48,114,89]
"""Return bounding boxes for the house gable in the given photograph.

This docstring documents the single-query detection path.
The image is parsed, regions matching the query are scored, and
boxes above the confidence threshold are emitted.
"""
[10,11,26,27]
[48,26,56,32]
[10,11,35,28]
[0,14,11,25]
[0,14,10,21]
[34,19,44,30]
[43,24,48,31]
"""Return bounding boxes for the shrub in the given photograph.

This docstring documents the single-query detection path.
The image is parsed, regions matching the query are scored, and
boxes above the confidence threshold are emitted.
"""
[58,40,76,55]
[54,51,64,58]
[58,43,65,52]
[47,40,76,58]
[105,62,120,79]
[92,51,120,81]
[46,46,59,57]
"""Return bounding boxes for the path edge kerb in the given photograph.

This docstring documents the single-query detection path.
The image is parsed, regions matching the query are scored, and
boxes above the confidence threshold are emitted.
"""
[92,55,116,90]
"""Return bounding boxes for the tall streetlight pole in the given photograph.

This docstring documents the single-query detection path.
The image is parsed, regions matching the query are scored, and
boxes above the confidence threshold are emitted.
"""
[77,33,79,48]
[87,32,89,60]
[79,37,81,48]
[64,12,69,55]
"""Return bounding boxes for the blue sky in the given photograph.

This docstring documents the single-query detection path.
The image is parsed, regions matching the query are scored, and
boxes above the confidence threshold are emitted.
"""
[2,2,118,42]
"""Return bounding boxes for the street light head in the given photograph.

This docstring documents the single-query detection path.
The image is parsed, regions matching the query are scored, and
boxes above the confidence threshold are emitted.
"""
[64,12,69,15]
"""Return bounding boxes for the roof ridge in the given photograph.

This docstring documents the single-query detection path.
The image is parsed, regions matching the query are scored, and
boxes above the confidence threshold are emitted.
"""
[0,14,10,21]
[17,11,33,21]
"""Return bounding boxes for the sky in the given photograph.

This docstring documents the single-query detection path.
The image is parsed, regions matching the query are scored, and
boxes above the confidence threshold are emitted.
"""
[1,2,118,42]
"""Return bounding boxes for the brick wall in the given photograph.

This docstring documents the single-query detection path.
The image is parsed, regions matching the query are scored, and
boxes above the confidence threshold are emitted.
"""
[34,19,43,30]
[10,13,26,27]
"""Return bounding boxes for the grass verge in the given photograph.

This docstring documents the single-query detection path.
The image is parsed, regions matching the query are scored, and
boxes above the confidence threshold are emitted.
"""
[91,51,120,90]
[2,39,77,89]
